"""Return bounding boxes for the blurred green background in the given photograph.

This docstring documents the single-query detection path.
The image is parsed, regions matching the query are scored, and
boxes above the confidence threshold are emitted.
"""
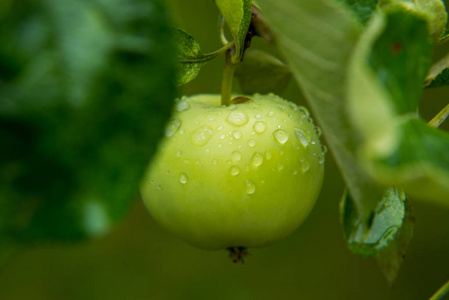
[1,0,449,299]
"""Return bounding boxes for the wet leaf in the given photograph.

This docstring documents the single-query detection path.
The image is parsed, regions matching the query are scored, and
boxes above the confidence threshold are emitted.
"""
[340,188,411,258]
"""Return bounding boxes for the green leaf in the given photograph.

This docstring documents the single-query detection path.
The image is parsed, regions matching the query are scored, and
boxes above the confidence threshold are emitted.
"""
[215,0,252,63]
[256,0,385,231]
[0,0,175,261]
[337,0,379,25]
[235,49,292,95]
[176,28,233,86]
[377,197,414,284]
[347,11,449,206]
[379,0,448,43]
[340,188,411,258]
[176,28,209,86]
[425,53,449,88]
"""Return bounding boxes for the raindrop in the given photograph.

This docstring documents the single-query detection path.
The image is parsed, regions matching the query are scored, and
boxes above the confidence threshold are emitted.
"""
[233,130,243,139]
[230,165,240,176]
[293,170,298,175]
[246,179,256,195]
[311,140,317,145]
[277,163,284,171]
[212,159,218,165]
[191,126,213,146]
[295,128,310,147]
[301,157,311,173]
[248,139,256,147]
[232,151,241,162]
[218,144,223,148]
[319,155,325,165]
[253,121,267,134]
[176,150,182,158]
[314,126,322,137]
[217,125,224,131]
[220,134,226,140]
[166,119,181,137]
[179,173,188,184]
[298,107,310,119]
[265,150,272,160]
[273,129,289,144]
[268,111,275,117]
[251,152,264,167]
[176,101,190,112]
[255,113,262,119]
[226,111,249,126]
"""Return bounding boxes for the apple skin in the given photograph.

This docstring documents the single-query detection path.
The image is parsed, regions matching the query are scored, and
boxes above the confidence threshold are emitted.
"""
[141,94,325,250]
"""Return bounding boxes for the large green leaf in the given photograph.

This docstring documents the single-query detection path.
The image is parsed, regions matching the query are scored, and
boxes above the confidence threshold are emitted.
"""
[347,11,449,206]
[256,0,431,281]
[0,0,175,259]
[256,0,384,230]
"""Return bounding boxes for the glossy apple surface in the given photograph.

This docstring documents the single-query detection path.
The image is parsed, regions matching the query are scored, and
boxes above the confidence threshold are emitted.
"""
[141,94,325,250]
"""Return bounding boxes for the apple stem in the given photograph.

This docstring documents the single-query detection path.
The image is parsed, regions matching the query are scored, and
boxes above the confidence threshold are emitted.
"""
[227,246,248,263]
[221,49,237,106]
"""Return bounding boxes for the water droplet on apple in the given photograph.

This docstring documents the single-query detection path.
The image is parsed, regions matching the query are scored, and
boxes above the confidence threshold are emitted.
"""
[212,159,218,165]
[273,129,288,144]
[246,179,256,195]
[255,113,262,119]
[268,111,275,117]
[251,152,264,167]
[301,157,311,173]
[298,107,309,119]
[179,173,188,184]
[166,119,181,137]
[253,121,267,134]
[295,128,310,147]
[176,101,190,112]
[248,139,256,147]
[217,125,224,131]
[230,165,240,176]
[314,126,322,137]
[293,170,298,175]
[232,151,241,162]
[233,130,242,139]
[226,111,249,126]
[277,163,284,171]
[191,126,213,146]
[176,150,182,158]
[265,150,272,160]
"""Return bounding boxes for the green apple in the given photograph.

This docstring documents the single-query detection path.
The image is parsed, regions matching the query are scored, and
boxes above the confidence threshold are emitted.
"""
[141,93,325,251]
